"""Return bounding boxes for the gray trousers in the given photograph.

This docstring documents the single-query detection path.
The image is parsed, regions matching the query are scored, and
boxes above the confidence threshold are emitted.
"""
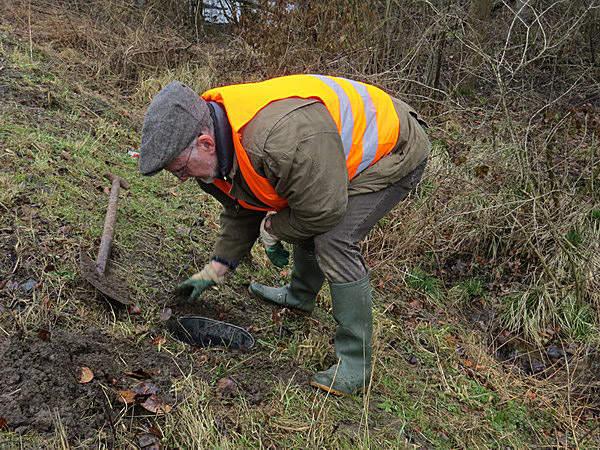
[299,158,427,284]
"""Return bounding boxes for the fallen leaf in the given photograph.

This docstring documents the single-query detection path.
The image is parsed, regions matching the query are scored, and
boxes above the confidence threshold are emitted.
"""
[78,367,94,384]
[475,165,490,178]
[385,303,402,317]
[60,225,73,234]
[104,374,119,385]
[271,310,281,324]
[124,368,153,379]
[148,427,163,438]
[215,378,238,398]
[408,299,423,309]
[37,329,51,341]
[134,384,159,397]
[141,394,173,414]
[43,264,55,272]
[196,354,210,366]
[133,384,158,405]
[0,417,8,430]
[276,342,287,350]
[279,269,291,277]
[0,280,8,290]
[452,155,467,166]
[128,305,142,315]
[151,336,167,347]
[246,325,260,333]
[41,297,51,308]
[159,308,172,322]
[463,359,486,371]
[134,326,150,335]
[117,390,136,404]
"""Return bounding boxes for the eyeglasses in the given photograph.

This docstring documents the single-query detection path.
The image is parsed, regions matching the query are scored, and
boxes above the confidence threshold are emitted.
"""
[169,141,195,180]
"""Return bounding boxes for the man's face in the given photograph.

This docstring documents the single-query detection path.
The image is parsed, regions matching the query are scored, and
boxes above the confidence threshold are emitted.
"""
[164,135,218,183]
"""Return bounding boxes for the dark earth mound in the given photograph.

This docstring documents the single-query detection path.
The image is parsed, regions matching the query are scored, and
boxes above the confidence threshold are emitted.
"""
[0,327,188,439]
[0,321,312,442]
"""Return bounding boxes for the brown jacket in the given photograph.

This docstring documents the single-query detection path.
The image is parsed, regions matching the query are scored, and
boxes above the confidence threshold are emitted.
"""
[198,97,430,263]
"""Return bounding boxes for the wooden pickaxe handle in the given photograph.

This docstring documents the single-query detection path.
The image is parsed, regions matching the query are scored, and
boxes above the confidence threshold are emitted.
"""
[96,171,129,276]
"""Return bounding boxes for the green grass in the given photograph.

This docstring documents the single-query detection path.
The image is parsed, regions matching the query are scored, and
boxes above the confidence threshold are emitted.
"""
[559,297,598,342]
[406,267,441,302]
[566,226,584,248]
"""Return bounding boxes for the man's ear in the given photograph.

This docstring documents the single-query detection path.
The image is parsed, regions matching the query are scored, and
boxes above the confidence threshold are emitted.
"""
[197,134,215,153]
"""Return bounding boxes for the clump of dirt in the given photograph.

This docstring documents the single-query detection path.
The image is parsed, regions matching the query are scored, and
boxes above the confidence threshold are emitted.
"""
[0,327,191,440]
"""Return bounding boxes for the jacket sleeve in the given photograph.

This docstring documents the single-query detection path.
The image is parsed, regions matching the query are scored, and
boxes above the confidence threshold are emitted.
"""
[196,181,266,264]
[261,103,349,243]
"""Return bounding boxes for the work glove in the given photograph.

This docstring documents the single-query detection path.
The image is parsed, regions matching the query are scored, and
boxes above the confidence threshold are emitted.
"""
[260,213,289,268]
[175,263,225,301]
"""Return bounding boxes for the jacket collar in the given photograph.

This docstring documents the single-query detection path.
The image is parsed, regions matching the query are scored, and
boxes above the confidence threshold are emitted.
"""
[207,101,234,178]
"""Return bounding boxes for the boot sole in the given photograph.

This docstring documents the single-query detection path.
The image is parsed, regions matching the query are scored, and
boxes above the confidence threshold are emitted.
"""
[309,380,349,397]
[248,284,312,316]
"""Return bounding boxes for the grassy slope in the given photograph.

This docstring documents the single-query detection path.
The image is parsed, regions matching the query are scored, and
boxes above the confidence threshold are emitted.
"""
[0,22,598,449]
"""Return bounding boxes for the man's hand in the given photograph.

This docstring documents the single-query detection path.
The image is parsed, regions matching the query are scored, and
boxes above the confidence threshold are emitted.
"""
[176,278,214,301]
[175,262,227,301]
[260,214,289,267]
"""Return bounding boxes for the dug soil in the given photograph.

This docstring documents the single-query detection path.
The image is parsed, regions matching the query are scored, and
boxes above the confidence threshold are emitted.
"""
[0,326,186,440]
[0,316,310,442]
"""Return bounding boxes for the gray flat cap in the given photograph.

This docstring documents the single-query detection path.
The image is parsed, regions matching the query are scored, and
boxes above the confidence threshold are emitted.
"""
[139,81,209,176]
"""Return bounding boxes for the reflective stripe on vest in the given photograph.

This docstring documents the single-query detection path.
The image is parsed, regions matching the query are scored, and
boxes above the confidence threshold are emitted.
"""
[202,74,399,211]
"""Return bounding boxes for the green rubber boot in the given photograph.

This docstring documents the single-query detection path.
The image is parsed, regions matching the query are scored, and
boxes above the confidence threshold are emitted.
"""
[310,276,372,396]
[249,245,325,314]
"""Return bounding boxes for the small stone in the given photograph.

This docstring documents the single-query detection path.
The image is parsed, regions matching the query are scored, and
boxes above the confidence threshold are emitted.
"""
[546,345,564,360]
[529,358,545,374]
[137,433,159,449]
[21,279,37,292]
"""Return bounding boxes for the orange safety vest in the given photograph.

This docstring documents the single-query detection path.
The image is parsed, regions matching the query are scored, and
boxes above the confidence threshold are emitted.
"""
[202,74,400,211]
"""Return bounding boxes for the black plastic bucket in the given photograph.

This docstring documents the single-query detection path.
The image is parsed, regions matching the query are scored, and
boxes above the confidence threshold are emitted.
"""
[167,316,255,349]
